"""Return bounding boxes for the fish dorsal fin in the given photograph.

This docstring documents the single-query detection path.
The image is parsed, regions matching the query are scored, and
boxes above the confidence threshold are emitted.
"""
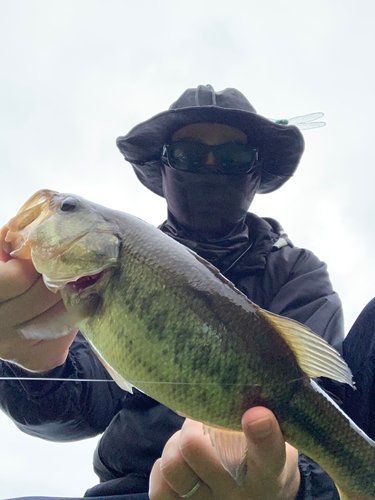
[203,424,248,485]
[263,311,354,387]
[86,340,134,393]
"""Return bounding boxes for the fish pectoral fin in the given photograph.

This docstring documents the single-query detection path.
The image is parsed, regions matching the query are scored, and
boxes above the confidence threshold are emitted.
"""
[203,425,248,486]
[17,295,78,340]
[86,341,134,393]
[264,311,354,388]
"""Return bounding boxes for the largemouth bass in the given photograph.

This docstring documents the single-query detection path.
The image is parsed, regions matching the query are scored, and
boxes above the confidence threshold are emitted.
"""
[3,189,375,500]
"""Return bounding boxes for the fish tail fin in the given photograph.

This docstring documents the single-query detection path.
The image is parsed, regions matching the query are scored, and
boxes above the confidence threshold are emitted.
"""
[203,424,247,485]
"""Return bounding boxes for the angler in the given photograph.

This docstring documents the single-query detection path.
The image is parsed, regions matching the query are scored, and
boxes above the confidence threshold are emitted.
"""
[0,86,353,500]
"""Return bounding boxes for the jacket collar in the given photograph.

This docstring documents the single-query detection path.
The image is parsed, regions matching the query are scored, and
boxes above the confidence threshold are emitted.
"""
[159,213,292,275]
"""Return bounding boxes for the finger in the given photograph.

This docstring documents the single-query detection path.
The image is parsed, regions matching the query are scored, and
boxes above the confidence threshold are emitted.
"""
[0,258,39,302]
[0,225,12,263]
[160,430,210,499]
[242,407,287,477]
[0,275,62,327]
[178,419,236,493]
[20,328,78,371]
[149,458,182,500]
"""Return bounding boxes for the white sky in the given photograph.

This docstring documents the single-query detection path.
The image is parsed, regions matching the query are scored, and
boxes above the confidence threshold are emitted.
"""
[1,0,375,497]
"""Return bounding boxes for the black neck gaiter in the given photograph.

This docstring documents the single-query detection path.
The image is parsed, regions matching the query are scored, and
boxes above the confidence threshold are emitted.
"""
[159,212,252,273]
[160,164,262,273]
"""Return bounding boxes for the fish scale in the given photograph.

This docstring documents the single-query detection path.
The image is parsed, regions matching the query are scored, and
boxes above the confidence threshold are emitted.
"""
[3,189,375,500]
[282,383,375,499]
[70,235,306,429]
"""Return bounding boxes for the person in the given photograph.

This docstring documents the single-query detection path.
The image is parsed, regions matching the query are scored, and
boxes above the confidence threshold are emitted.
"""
[342,298,375,441]
[0,85,344,500]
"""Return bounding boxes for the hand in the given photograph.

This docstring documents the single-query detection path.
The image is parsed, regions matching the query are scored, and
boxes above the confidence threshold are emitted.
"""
[0,224,77,372]
[149,407,300,500]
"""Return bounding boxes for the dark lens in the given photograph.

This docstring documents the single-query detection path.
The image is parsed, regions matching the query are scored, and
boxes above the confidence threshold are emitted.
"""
[167,142,205,172]
[165,142,257,175]
[217,144,258,174]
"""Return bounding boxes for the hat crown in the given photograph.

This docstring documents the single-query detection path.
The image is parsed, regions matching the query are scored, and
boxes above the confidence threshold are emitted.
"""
[169,85,257,113]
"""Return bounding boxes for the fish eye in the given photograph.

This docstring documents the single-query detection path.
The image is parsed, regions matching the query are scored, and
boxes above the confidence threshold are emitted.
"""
[60,197,79,212]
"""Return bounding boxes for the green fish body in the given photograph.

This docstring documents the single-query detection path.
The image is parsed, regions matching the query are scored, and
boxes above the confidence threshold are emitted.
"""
[4,190,375,500]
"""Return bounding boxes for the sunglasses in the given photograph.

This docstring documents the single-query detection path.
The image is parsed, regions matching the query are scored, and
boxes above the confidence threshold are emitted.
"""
[162,141,258,175]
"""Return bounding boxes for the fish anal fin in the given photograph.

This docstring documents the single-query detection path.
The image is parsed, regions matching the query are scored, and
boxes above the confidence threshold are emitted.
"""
[263,311,354,388]
[86,341,133,393]
[203,424,247,485]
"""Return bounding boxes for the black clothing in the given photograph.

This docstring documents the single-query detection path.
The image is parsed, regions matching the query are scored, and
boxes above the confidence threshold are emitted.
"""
[159,163,261,239]
[0,213,344,499]
[343,297,375,440]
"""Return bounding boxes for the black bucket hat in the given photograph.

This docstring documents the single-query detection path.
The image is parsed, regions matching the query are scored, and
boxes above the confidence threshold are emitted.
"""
[116,85,305,196]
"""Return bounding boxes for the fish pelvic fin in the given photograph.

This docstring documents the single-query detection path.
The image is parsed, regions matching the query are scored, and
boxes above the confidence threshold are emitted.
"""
[263,311,354,388]
[336,486,373,500]
[86,340,134,393]
[203,424,247,485]
[336,487,349,500]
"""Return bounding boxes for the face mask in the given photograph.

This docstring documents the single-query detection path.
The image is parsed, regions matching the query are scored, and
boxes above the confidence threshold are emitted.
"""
[161,163,261,240]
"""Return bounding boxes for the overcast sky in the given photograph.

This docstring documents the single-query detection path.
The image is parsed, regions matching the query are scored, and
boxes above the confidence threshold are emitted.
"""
[1,0,375,497]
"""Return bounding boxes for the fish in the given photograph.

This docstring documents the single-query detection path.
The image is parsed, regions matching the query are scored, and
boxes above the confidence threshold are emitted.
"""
[3,189,375,500]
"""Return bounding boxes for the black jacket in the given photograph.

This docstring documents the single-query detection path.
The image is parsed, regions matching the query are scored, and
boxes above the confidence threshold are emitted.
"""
[343,297,375,441]
[0,213,344,499]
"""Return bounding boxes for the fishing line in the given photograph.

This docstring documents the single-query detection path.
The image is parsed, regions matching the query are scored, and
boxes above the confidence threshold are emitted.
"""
[0,377,118,383]
[0,376,258,385]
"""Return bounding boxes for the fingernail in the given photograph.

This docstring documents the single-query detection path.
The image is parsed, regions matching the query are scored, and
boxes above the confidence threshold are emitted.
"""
[247,416,272,438]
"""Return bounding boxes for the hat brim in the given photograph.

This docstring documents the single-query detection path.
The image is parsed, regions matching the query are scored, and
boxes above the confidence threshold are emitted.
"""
[116,106,305,196]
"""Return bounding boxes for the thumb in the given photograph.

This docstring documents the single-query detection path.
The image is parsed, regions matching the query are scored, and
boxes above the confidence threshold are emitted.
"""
[242,406,287,476]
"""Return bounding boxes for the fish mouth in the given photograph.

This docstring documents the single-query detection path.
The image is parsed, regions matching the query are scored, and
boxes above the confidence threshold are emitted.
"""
[67,271,104,293]
[43,266,114,294]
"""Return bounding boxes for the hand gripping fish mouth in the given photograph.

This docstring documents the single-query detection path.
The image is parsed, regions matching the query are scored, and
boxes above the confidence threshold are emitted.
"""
[3,189,120,293]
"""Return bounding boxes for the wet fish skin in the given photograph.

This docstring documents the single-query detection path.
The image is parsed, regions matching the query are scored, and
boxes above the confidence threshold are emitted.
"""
[3,189,375,500]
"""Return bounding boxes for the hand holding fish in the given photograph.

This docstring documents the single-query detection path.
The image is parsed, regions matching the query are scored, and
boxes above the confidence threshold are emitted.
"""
[0,223,77,372]
[149,408,300,500]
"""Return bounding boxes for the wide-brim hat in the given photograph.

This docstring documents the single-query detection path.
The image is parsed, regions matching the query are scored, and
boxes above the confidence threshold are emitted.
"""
[116,85,305,196]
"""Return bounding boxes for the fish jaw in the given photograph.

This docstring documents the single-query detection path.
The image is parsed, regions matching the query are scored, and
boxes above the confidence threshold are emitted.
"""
[3,189,58,258]
[34,231,120,292]
[3,189,121,292]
